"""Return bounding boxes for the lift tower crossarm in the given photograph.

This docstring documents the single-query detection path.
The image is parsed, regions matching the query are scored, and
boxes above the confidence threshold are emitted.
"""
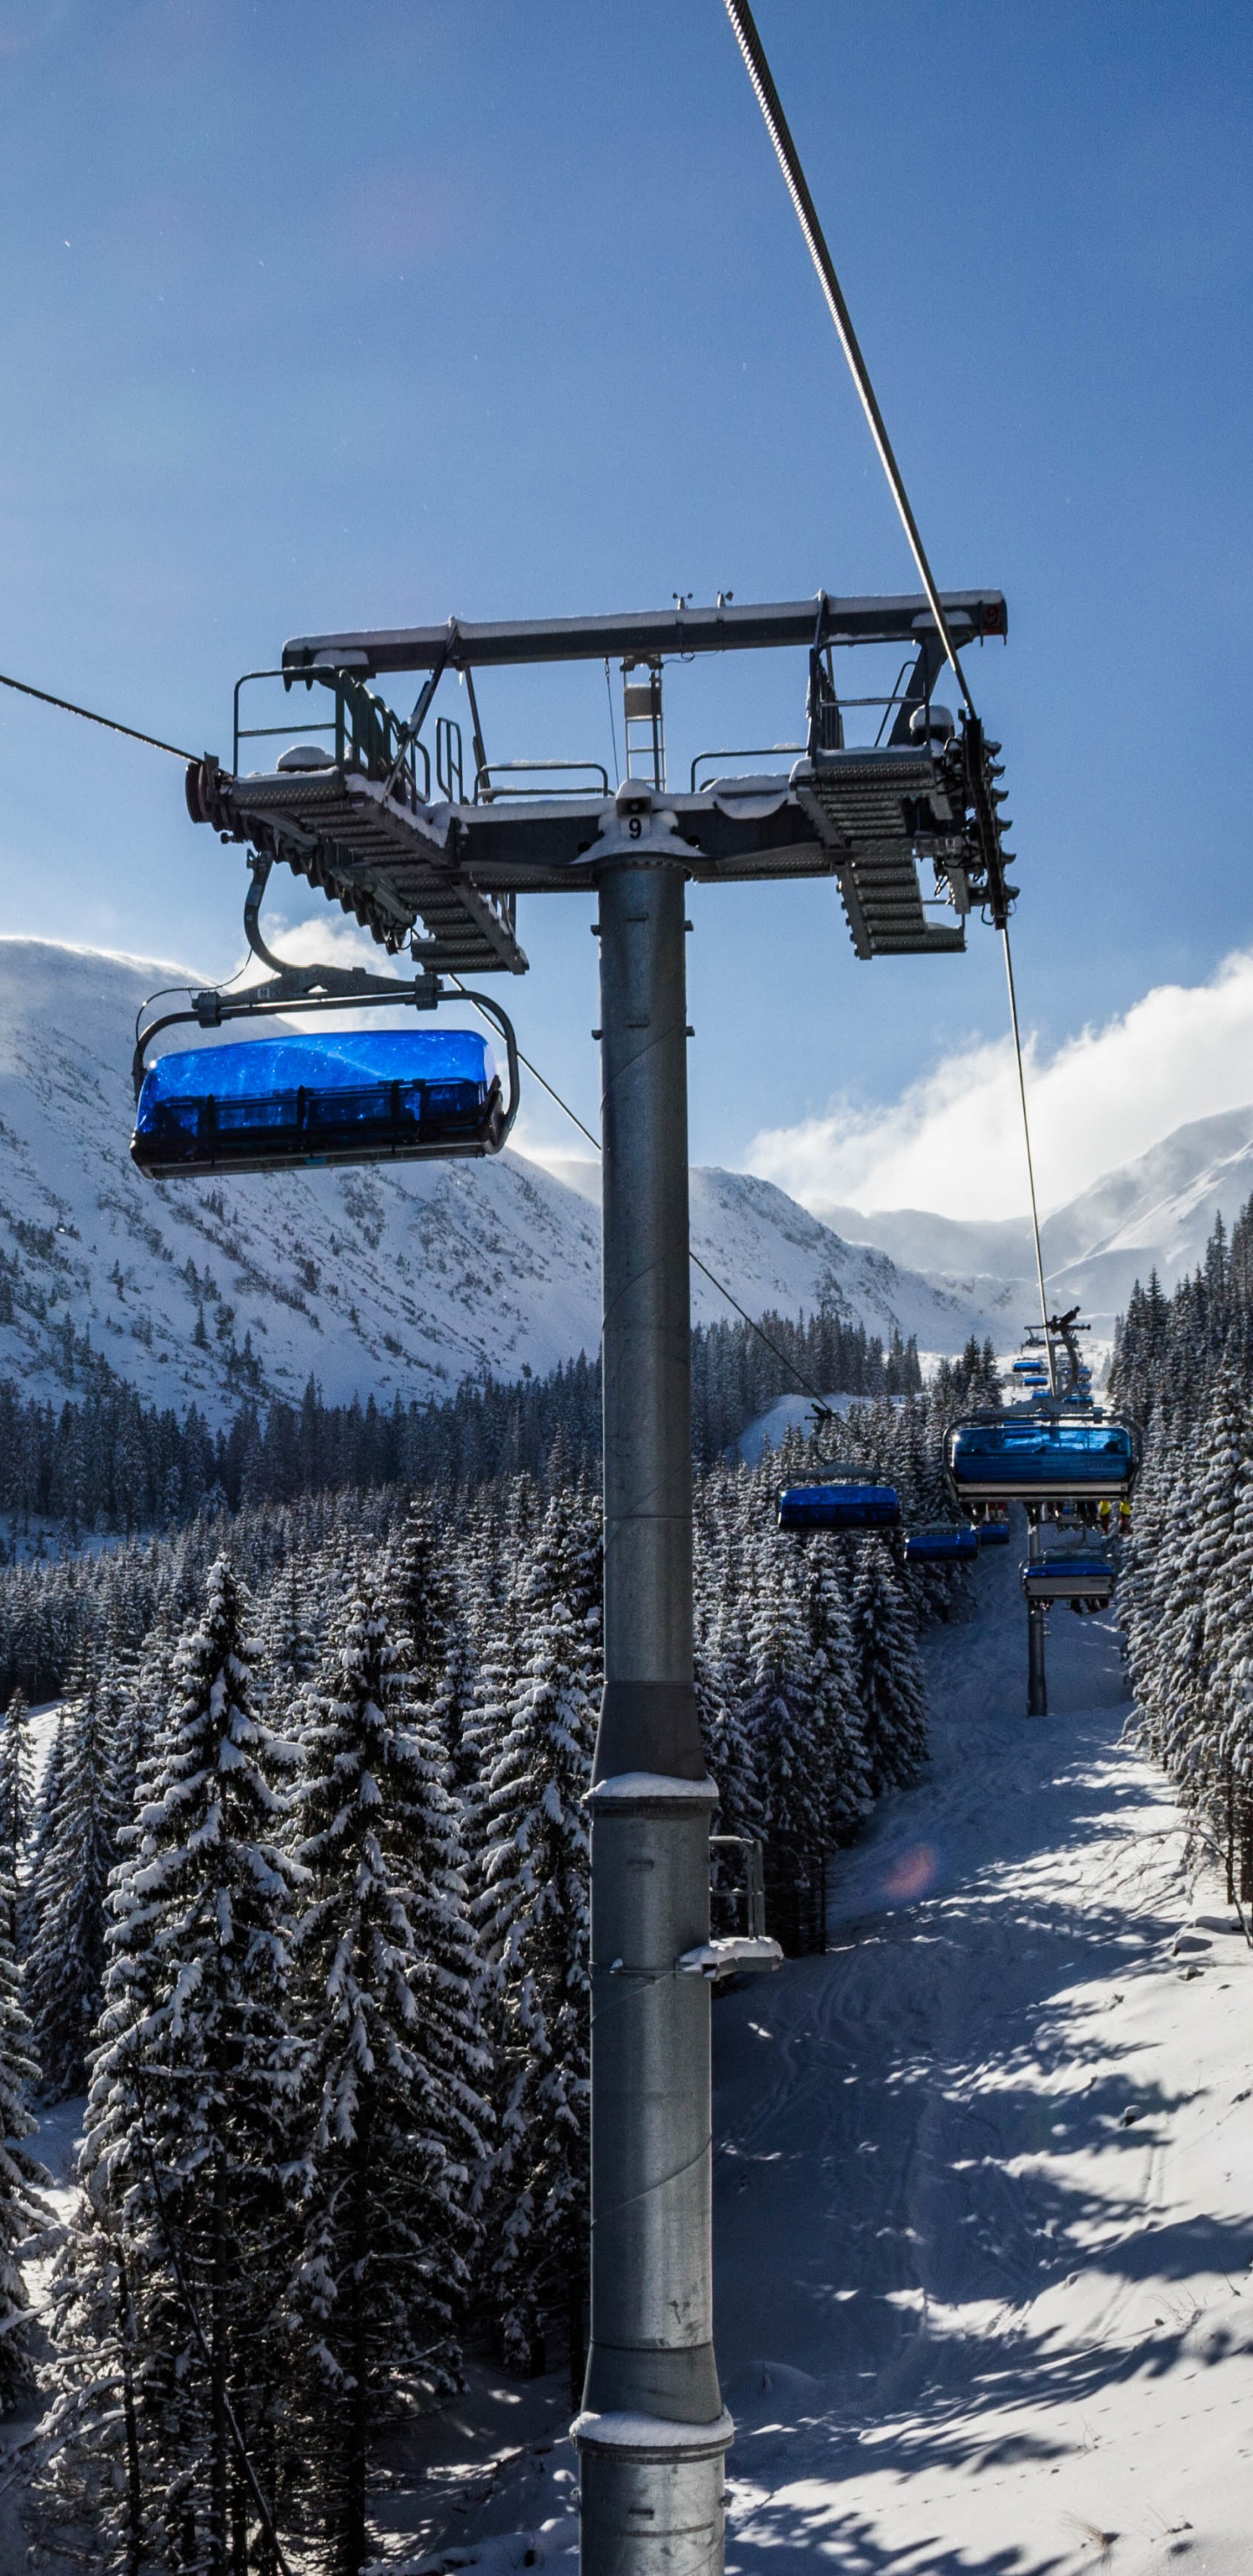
[281,589,1007,678]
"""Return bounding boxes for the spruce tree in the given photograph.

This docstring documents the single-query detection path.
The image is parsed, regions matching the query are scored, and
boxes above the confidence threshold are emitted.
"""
[742,1535,829,1949]
[291,1576,487,2576]
[0,1824,49,2410]
[25,1672,123,2097]
[48,1555,303,2575]
[477,1489,599,2383]
[850,1539,929,1794]
[801,1538,874,1841]
[0,1687,33,1957]
[258,1553,319,1696]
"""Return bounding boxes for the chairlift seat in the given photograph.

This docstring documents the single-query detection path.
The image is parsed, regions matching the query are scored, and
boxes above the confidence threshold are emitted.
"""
[904,1524,978,1562]
[947,1412,1139,1503]
[132,1027,506,1177]
[777,1479,900,1533]
[976,1519,1011,1546]
[1022,1556,1115,1607]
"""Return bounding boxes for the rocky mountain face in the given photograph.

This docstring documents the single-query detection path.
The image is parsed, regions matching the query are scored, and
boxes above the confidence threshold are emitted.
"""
[0,940,1005,1421]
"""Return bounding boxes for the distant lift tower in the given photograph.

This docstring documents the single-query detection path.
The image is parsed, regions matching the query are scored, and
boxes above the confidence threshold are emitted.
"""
[184,585,1014,2576]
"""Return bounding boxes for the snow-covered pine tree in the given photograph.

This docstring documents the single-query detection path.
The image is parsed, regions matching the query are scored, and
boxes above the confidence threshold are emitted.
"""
[0,1819,49,2412]
[1145,1423,1207,1783]
[801,1538,874,1841]
[477,1486,600,2385]
[291,1575,487,2576]
[1206,1423,1253,1898]
[385,1493,455,1753]
[1121,1407,1185,1741]
[741,1533,829,1949]
[459,1565,527,1855]
[0,1686,33,1956]
[25,1670,124,2097]
[1149,1361,1250,1834]
[47,1555,304,2576]
[258,1553,319,1695]
[28,1708,65,1898]
[849,1538,929,1794]
[694,1519,765,1914]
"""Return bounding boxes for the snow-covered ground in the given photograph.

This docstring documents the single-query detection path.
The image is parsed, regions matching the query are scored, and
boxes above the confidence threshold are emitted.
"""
[383,1533,1253,2574]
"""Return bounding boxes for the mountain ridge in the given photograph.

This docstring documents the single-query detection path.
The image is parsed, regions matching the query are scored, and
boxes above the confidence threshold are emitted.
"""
[816,1102,1253,1338]
[0,939,1006,1420]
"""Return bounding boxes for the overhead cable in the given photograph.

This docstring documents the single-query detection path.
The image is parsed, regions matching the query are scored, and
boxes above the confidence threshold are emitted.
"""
[721,0,975,714]
[722,0,1055,1361]
[0,665,198,761]
[1002,923,1054,1387]
[448,975,834,1412]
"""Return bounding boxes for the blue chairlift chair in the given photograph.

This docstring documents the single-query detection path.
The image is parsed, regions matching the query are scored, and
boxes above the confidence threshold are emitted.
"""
[132,1024,513,1177]
[904,1522,979,1563]
[131,864,520,1182]
[1021,1551,1115,1612]
[946,1411,1140,1505]
[777,1477,901,1533]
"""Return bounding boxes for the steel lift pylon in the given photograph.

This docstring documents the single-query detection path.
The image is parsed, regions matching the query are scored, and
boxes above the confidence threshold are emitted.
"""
[182,587,1015,2576]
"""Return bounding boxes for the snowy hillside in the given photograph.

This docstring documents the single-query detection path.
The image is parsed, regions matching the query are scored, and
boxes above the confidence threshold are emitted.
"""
[0,941,1002,1419]
[1041,1104,1253,1325]
[821,1099,1253,1338]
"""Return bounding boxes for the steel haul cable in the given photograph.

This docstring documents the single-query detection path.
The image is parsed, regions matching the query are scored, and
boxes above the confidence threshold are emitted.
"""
[721,0,1053,1373]
[1002,920,1055,1384]
[0,664,198,760]
[446,974,836,1414]
[721,0,974,713]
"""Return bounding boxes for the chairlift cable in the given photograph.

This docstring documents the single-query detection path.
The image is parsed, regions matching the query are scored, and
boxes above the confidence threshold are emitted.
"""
[1002,922,1054,1390]
[723,0,1054,1390]
[687,1249,834,1412]
[0,665,199,761]
[720,0,975,714]
[446,973,600,1152]
[446,971,834,1411]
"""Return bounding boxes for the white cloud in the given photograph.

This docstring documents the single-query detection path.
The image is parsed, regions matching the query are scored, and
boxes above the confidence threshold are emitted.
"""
[747,946,1253,1221]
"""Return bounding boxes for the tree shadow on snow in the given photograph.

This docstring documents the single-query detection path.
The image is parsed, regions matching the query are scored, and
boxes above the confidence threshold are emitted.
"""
[727,2485,1073,2576]
[714,1878,1252,2497]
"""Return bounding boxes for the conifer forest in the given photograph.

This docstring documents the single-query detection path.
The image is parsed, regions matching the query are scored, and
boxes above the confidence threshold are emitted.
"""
[0,1323,975,2574]
[3,1191,1248,2570]
[1112,1196,1253,1906]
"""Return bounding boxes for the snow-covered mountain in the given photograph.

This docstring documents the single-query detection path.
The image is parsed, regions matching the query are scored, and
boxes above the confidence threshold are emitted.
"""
[0,941,1003,1419]
[819,1101,1253,1339]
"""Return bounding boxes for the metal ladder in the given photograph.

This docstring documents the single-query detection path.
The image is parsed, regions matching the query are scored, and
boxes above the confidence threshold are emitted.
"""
[622,657,665,787]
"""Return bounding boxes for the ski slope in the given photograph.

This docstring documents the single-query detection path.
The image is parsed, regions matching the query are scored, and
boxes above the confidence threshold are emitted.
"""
[381,1537,1253,2574]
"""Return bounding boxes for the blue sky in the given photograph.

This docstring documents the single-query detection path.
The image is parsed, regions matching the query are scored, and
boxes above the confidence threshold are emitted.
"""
[0,0,1250,1200]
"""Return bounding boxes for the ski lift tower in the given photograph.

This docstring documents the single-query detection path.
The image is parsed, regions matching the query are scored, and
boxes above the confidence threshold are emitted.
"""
[185,585,1014,2576]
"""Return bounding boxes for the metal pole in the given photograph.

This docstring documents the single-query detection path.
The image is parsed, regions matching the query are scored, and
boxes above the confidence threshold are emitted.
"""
[574,802,732,2574]
[1027,1600,1049,1717]
[1025,1519,1048,1716]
